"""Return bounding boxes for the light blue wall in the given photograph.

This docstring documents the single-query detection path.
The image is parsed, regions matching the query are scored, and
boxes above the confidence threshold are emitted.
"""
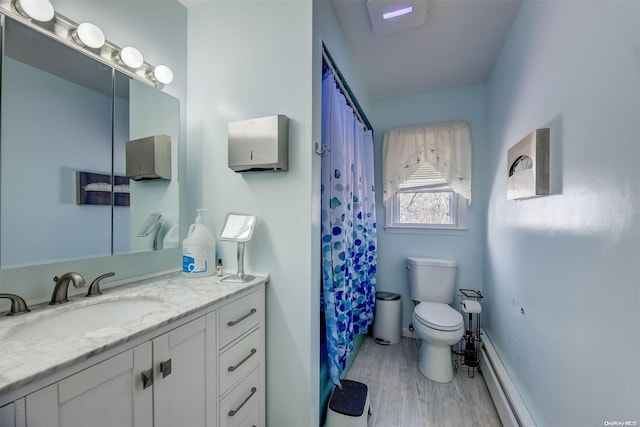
[186,2,316,425]
[483,1,640,425]
[370,85,487,330]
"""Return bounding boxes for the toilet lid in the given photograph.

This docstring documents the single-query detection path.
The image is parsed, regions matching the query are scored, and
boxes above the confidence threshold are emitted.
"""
[414,302,463,331]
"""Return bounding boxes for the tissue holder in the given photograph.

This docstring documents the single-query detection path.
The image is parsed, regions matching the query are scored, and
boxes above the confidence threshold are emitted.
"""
[461,299,482,314]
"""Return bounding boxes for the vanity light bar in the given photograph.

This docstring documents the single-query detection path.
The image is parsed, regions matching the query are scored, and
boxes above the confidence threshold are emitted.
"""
[0,0,173,89]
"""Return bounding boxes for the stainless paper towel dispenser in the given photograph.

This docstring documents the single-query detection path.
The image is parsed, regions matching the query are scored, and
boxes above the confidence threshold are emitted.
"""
[126,135,171,181]
[228,115,289,172]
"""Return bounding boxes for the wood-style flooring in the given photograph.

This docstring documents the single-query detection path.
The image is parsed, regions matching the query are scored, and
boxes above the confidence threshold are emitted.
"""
[345,337,502,427]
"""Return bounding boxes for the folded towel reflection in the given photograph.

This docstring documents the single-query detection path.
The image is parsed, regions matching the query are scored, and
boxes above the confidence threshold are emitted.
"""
[461,299,481,314]
[84,183,130,193]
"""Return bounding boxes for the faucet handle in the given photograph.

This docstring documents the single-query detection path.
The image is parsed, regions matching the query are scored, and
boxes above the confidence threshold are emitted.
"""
[0,293,30,316]
[86,272,115,297]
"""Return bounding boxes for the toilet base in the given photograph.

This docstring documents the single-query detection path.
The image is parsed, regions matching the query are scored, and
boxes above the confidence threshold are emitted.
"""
[418,340,455,383]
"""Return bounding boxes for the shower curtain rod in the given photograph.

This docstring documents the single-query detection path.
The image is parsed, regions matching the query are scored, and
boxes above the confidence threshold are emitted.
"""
[322,45,373,131]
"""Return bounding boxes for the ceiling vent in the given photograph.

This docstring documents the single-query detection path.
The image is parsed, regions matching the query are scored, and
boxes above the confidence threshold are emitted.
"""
[366,0,428,35]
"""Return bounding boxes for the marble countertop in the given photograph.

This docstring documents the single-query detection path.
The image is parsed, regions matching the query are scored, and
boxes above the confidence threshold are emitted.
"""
[0,272,267,396]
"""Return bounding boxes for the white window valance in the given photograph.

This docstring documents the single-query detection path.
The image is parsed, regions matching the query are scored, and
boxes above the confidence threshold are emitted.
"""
[382,121,472,203]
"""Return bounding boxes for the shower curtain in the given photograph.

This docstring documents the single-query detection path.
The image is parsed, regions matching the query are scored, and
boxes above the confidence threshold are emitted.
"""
[321,61,377,386]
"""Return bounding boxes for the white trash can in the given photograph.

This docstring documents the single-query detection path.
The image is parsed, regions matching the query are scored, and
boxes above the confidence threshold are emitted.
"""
[373,292,401,345]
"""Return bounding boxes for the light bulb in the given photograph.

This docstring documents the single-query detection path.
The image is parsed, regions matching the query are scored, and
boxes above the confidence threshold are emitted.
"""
[152,65,173,85]
[13,0,55,22]
[114,46,144,69]
[71,23,105,49]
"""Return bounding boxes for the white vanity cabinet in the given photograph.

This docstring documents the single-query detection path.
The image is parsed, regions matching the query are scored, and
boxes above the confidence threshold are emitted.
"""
[23,313,215,427]
[0,281,265,427]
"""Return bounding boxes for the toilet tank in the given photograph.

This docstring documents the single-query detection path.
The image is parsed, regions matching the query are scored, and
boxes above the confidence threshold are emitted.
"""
[407,257,457,303]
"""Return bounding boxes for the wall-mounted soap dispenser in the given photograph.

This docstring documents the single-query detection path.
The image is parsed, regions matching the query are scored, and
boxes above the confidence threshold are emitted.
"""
[228,115,289,172]
[126,135,172,180]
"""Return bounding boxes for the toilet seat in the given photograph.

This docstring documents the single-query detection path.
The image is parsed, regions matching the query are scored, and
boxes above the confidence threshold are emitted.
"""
[414,302,463,331]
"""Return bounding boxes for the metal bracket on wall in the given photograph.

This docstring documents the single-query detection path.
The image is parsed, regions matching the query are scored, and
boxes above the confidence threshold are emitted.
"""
[315,142,329,157]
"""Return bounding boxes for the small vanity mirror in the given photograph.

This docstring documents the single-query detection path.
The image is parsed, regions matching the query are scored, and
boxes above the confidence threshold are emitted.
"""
[220,213,257,242]
[220,213,257,282]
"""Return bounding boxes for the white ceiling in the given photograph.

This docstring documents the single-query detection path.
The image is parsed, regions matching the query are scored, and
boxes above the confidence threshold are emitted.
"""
[329,0,523,100]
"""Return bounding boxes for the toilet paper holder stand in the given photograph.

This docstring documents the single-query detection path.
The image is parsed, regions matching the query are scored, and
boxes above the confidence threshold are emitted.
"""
[453,288,483,378]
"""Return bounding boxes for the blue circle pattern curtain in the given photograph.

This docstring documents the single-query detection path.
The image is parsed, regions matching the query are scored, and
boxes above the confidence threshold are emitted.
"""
[321,62,377,386]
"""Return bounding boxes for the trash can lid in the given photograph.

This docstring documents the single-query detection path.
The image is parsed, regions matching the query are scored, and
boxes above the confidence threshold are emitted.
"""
[376,292,400,301]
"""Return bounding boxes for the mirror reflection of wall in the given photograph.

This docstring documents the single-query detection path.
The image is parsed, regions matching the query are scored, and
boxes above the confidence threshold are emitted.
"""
[1,17,113,268]
[0,16,180,269]
[125,78,180,253]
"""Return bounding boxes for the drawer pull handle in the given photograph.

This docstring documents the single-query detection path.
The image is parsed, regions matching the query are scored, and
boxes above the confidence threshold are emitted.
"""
[228,387,257,417]
[228,348,257,372]
[227,308,257,326]
[141,369,153,389]
[160,359,172,378]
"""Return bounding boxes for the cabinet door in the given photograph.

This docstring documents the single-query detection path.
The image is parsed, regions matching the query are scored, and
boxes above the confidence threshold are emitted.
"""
[153,313,216,427]
[25,343,152,427]
[0,399,26,427]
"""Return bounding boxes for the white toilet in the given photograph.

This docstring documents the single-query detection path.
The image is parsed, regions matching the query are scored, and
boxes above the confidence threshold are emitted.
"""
[408,257,464,383]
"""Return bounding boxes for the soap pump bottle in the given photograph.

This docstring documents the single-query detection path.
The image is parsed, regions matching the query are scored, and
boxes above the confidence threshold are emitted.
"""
[182,209,216,277]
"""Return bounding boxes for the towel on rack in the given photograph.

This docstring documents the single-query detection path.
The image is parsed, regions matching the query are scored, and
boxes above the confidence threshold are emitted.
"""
[461,299,481,314]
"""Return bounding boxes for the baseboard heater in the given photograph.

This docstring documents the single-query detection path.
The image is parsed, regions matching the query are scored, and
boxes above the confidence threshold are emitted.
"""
[479,329,536,427]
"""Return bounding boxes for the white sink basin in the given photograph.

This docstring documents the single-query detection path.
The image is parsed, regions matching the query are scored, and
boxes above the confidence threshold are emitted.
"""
[7,299,164,342]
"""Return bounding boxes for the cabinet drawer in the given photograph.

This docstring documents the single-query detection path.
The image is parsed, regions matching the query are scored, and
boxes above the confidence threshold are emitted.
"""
[220,329,260,396]
[219,291,261,348]
[220,367,260,427]
[238,404,260,427]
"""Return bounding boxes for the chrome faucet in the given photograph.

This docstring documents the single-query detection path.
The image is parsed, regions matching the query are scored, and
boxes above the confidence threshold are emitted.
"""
[50,272,85,305]
[86,272,115,297]
[0,293,30,316]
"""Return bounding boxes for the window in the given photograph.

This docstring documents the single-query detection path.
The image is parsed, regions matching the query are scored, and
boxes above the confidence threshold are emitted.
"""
[386,186,467,231]
[396,188,457,226]
[382,122,471,232]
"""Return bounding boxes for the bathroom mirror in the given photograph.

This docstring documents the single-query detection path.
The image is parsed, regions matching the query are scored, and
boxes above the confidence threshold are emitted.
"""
[113,71,180,255]
[0,16,180,269]
[220,213,257,283]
